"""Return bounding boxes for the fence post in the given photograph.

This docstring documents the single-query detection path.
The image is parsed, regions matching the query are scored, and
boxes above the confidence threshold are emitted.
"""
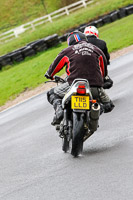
[82,0,87,7]
[48,15,52,23]
[14,31,18,38]
[65,7,69,15]
[31,23,35,31]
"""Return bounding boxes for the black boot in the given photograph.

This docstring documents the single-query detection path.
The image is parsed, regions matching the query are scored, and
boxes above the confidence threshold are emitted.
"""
[51,100,63,125]
[47,89,63,126]
[103,101,115,113]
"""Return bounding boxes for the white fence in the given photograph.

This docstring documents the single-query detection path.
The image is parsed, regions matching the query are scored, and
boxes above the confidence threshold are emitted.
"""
[0,0,93,43]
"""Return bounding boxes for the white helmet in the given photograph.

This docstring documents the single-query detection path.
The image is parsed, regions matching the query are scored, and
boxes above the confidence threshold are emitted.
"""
[84,26,99,38]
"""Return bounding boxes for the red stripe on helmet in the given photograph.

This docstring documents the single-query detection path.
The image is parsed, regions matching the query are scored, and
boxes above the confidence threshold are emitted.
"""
[74,34,79,42]
[85,30,98,38]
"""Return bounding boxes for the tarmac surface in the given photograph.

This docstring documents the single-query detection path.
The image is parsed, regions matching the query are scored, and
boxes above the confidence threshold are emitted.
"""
[0,51,133,200]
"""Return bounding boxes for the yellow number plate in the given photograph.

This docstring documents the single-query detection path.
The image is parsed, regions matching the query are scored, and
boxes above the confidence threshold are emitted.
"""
[71,96,90,110]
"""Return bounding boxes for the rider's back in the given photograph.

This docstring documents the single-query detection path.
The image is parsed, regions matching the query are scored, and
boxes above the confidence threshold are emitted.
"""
[61,41,107,86]
[86,35,110,65]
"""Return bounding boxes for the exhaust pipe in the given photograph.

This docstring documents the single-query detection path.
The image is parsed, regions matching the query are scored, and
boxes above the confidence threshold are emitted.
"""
[89,103,100,132]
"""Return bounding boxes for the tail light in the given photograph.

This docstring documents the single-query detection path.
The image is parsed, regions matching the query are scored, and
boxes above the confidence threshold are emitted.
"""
[77,84,86,94]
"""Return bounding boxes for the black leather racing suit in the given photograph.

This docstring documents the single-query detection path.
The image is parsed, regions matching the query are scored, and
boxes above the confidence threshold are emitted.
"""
[86,35,113,89]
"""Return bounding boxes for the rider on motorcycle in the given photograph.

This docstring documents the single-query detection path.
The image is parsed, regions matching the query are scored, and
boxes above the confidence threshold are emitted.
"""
[84,26,113,89]
[45,31,115,125]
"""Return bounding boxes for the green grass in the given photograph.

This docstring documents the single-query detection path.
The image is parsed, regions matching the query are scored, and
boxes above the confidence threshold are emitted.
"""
[0,0,77,33]
[0,14,133,106]
[99,15,133,52]
[0,44,67,105]
[0,0,132,55]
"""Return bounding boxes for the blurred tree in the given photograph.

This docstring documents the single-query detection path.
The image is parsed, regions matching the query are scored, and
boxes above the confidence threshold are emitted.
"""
[41,0,48,14]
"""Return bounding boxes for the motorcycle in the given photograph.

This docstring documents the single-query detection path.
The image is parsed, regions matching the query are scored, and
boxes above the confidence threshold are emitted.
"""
[45,76,100,157]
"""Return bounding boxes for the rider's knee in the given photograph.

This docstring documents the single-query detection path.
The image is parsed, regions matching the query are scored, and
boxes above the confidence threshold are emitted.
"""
[47,88,62,105]
[47,88,55,104]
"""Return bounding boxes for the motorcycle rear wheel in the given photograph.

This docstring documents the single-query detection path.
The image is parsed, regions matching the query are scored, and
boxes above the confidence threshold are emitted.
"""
[71,112,85,157]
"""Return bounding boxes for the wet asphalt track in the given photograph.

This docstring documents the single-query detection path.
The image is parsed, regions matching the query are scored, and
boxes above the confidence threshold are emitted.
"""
[0,51,133,200]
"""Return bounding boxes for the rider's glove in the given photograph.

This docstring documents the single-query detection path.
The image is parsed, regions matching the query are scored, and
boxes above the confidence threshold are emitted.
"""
[44,72,53,80]
[103,75,113,89]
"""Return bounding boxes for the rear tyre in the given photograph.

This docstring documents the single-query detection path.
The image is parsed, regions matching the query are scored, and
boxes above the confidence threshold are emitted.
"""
[71,112,85,157]
[62,135,69,153]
